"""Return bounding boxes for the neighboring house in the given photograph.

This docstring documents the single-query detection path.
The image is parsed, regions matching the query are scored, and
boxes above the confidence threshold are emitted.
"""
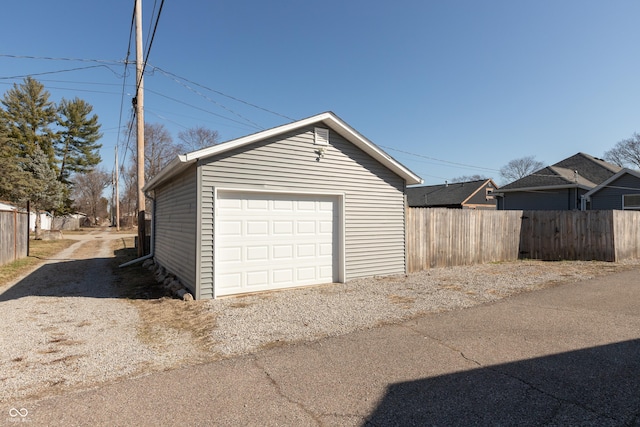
[495,153,621,210]
[0,202,17,211]
[143,112,422,299]
[0,202,51,231]
[583,168,640,210]
[406,179,498,209]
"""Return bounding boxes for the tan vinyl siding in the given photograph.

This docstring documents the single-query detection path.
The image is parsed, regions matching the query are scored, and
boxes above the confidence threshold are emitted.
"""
[198,126,406,298]
[153,166,198,294]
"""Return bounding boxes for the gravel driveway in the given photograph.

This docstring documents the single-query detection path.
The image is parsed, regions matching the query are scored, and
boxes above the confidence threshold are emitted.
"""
[1,230,638,403]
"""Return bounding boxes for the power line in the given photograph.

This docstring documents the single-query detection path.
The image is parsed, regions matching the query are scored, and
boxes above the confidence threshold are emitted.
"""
[136,0,165,91]
[152,65,296,122]
[381,145,501,173]
[0,81,121,95]
[144,0,159,55]
[0,64,125,80]
[114,0,137,184]
[0,54,123,65]
[153,66,263,130]
[145,87,262,130]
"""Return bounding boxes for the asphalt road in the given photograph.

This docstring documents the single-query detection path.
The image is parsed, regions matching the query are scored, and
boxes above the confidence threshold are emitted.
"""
[7,267,640,426]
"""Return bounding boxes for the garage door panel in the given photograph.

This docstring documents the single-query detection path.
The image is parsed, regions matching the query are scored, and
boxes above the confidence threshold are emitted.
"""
[247,270,269,286]
[297,244,316,257]
[216,191,338,296]
[319,243,333,256]
[273,200,294,210]
[273,245,293,259]
[219,220,242,236]
[218,198,242,210]
[246,246,268,261]
[218,272,242,289]
[319,220,333,234]
[219,246,242,262]
[297,200,316,211]
[319,265,333,278]
[297,267,316,281]
[273,221,293,235]
[273,269,294,284]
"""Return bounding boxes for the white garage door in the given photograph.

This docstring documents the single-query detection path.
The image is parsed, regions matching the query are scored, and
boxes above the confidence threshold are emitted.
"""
[215,191,339,296]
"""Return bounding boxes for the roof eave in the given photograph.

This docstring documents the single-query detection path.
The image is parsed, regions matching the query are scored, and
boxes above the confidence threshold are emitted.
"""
[150,112,422,188]
[499,183,592,193]
[584,168,640,198]
[142,155,192,192]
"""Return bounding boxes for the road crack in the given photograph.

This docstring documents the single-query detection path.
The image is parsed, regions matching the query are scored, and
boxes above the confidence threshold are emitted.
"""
[252,357,323,425]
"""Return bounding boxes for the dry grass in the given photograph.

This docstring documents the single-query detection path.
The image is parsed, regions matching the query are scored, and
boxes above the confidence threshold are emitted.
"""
[388,294,416,308]
[132,297,217,354]
[110,237,218,357]
[0,239,76,286]
[259,339,292,351]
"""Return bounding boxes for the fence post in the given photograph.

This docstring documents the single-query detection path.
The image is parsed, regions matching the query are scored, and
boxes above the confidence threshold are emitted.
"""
[26,200,30,256]
[13,209,17,261]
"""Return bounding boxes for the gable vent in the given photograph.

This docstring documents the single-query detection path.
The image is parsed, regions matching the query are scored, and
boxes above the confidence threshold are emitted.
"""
[314,127,329,146]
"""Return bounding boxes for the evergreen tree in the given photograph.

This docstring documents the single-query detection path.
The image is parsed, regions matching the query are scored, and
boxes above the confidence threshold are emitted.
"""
[0,77,58,170]
[22,145,65,237]
[56,97,103,184]
[0,125,33,203]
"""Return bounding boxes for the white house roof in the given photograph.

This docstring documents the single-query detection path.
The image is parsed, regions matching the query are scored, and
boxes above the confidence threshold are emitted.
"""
[0,202,18,211]
[143,112,423,192]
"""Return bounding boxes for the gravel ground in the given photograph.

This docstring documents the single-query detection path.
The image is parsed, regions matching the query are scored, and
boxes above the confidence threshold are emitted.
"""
[1,230,638,403]
[206,259,639,356]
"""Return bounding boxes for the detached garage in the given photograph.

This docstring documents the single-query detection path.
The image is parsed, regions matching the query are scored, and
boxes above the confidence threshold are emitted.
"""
[143,112,422,299]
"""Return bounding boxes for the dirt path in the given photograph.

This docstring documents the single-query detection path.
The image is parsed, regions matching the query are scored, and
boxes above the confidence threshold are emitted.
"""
[0,230,201,402]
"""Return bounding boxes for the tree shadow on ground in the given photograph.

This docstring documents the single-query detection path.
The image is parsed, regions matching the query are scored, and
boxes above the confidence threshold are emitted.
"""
[365,339,640,426]
[0,246,167,301]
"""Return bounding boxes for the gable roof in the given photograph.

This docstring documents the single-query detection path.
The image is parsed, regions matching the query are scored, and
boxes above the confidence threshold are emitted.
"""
[406,179,497,207]
[144,112,422,192]
[500,152,621,192]
[584,168,640,198]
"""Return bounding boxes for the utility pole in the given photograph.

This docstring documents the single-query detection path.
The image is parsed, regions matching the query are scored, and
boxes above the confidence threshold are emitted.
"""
[135,0,146,256]
[115,145,120,232]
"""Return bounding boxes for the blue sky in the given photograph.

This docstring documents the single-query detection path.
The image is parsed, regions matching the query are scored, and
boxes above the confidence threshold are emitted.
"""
[2,0,639,186]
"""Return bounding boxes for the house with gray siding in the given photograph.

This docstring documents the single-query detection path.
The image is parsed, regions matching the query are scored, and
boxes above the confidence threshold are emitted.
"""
[583,168,640,210]
[495,153,621,210]
[407,179,498,209]
[143,112,422,299]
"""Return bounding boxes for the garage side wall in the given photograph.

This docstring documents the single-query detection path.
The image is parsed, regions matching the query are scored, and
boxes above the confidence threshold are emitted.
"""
[153,166,198,294]
[198,126,406,299]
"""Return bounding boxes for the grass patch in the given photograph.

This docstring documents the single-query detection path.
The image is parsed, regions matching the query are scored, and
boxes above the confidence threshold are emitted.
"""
[388,294,416,307]
[111,237,165,299]
[259,339,291,351]
[110,237,217,355]
[0,239,76,286]
[133,297,217,353]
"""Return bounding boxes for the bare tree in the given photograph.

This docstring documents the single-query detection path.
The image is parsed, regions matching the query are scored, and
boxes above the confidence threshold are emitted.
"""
[604,133,640,169]
[178,126,220,151]
[450,174,488,183]
[500,156,545,183]
[72,168,110,225]
[118,163,138,228]
[120,122,184,223]
[141,123,179,181]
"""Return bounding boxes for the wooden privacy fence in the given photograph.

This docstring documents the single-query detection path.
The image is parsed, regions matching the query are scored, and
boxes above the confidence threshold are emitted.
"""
[406,208,522,271]
[519,210,615,261]
[406,208,640,273]
[0,209,29,267]
[51,216,81,230]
